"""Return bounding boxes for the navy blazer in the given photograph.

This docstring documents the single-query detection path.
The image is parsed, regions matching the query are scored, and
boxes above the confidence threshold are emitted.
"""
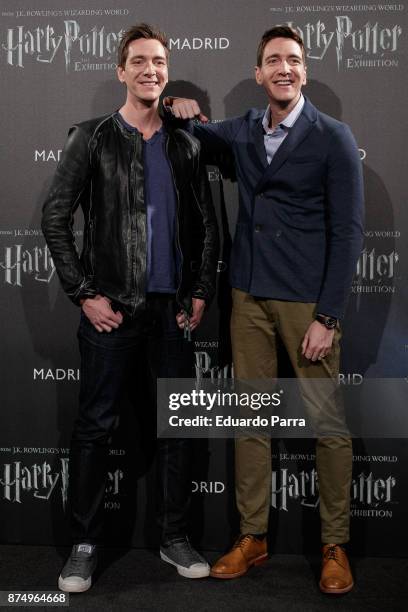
[193,97,364,319]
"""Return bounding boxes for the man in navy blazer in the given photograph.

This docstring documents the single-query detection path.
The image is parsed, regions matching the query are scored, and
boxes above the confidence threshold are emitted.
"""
[168,25,364,594]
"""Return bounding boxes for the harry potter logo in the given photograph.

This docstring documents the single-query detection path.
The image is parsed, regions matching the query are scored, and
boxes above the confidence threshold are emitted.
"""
[2,20,125,70]
[0,460,123,506]
[272,469,396,512]
[356,248,398,282]
[194,351,233,382]
[287,17,402,69]
[272,468,319,511]
[0,244,55,286]
[1,459,69,506]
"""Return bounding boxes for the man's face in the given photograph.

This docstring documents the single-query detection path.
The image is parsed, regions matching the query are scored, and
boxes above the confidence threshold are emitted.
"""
[117,38,168,104]
[255,37,306,107]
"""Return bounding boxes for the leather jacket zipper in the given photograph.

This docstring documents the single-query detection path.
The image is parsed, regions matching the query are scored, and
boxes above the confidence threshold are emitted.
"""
[131,132,141,317]
[87,177,95,277]
[165,136,186,314]
[88,219,95,276]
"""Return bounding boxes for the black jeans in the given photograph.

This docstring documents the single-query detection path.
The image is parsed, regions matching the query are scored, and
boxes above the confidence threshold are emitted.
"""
[68,294,193,545]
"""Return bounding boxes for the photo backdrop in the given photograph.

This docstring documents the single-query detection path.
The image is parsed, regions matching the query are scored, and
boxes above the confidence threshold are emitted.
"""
[0,0,407,555]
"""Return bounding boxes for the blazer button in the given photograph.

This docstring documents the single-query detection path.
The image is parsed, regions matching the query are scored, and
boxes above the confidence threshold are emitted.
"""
[255,224,262,232]
[275,230,282,237]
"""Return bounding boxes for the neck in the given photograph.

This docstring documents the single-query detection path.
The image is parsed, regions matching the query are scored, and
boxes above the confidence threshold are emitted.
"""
[119,95,162,138]
[268,94,301,129]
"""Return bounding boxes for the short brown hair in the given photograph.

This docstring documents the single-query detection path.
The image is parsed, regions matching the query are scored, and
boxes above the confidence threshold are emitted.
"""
[256,25,305,66]
[117,23,169,68]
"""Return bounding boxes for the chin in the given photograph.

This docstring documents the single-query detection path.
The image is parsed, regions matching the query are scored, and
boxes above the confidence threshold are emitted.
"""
[137,92,160,102]
[273,93,297,104]
[142,98,160,104]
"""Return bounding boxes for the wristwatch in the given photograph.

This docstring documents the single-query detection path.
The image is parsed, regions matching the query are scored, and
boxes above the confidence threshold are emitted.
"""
[315,314,338,330]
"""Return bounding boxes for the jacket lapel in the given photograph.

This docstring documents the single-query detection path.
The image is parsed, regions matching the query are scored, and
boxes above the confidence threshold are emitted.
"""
[253,116,268,170]
[255,98,318,193]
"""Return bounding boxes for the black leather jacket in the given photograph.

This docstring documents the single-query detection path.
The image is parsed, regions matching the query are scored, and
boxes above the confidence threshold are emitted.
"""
[42,111,219,317]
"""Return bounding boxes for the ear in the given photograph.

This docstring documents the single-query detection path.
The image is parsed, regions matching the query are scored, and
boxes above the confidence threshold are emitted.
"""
[255,66,263,86]
[117,65,125,83]
[302,64,307,86]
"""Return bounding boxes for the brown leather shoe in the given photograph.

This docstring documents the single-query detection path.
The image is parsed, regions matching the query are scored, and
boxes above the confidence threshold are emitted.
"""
[210,534,268,579]
[319,544,354,594]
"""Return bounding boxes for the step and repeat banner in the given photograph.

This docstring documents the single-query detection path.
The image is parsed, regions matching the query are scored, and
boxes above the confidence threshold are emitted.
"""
[0,0,407,555]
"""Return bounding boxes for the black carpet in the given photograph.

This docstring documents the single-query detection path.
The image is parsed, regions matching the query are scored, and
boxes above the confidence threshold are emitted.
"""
[1,545,407,611]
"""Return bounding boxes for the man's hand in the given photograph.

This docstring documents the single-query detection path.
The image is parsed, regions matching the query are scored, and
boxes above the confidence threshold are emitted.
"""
[81,294,123,332]
[176,298,206,332]
[163,96,209,123]
[301,320,335,362]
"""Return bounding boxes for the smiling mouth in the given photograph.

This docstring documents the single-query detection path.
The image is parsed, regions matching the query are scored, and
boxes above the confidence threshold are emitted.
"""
[274,80,294,86]
[140,81,159,86]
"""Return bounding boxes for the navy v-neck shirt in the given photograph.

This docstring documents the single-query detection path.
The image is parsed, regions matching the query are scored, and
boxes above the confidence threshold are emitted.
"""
[117,113,179,293]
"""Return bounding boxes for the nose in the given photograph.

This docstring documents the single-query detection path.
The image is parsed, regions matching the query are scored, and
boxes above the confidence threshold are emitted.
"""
[143,60,156,75]
[278,60,291,74]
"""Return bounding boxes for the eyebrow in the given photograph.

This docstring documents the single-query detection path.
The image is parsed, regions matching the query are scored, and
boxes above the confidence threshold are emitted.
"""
[130,54,167,61]
[264,53,302,61]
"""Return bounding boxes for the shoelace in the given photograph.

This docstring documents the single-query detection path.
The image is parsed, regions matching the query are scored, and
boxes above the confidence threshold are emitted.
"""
[233,534,253,550]
[326,545,338,560]
[67,553,93,575]
[324,544,349,571]
[166,537,202,563]
[69,556,85,571]
[170,536,191,548]
[184,538,197,558]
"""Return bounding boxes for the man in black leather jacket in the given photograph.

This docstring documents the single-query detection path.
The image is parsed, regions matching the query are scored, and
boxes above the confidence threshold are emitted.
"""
[42,23,219,592]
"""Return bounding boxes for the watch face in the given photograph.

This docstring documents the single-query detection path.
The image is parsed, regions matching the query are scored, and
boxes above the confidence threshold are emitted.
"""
[316,314,337,329]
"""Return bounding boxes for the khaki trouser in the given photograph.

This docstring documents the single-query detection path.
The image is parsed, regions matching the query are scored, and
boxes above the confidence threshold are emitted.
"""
[231,289,352,544]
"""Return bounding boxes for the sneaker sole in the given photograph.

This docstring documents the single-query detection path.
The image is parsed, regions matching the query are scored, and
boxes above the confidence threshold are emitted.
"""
[160,551,210,578]
[210,553,268,579]
[58,575,92,593]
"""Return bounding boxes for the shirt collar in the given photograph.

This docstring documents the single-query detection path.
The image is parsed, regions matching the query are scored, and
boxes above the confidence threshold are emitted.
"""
[262,93,305,133]
[116,111,164,140]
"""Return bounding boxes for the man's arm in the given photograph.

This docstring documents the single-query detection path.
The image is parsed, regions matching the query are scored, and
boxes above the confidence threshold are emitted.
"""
[177,148,220,332]
[164,97,209,123]
[42,125,123,332]
[41,125,97,305]
[317,123,364,319]
[191,154,220,306]
[302,123,364,361]
[164,96,240,166]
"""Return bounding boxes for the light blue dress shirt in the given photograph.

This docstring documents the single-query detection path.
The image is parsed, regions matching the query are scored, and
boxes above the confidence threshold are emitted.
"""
[262,94,305,163]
